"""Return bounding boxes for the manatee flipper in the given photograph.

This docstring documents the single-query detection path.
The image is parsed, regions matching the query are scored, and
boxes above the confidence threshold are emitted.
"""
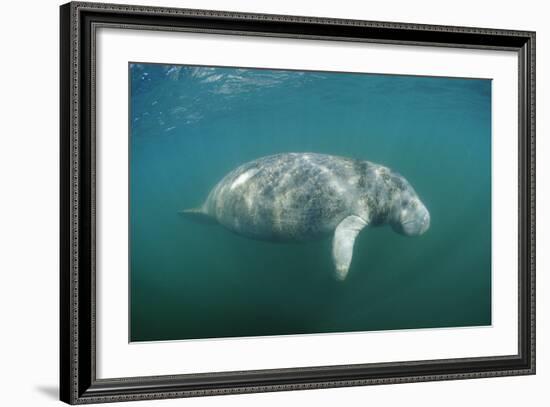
[179,207,216,225]
[332,215,368,280]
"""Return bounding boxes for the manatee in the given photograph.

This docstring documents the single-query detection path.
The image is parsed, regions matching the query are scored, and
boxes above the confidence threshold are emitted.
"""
[181,152,429,280]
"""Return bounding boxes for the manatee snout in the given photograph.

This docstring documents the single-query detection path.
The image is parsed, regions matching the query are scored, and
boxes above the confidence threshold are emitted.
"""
[393,200,430,236]
[411,206,430,235]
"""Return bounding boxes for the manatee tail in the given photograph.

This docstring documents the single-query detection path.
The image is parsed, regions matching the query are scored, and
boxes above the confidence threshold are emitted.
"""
[178,206,216,225]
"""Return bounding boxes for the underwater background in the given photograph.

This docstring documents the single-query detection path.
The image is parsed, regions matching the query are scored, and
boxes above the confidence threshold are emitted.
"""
[129,63,491,342]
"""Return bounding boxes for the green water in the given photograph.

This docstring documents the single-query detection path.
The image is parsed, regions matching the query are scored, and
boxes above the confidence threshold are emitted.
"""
[129,63,491,342]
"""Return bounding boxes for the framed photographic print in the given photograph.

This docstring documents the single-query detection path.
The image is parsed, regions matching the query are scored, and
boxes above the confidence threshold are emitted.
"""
[60,1,536,404]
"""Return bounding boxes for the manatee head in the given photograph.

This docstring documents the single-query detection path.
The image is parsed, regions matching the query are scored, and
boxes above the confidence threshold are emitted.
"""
[389,175,430,236]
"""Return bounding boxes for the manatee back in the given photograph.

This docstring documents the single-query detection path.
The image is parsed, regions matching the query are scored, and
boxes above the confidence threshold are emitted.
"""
[205,153,357,241]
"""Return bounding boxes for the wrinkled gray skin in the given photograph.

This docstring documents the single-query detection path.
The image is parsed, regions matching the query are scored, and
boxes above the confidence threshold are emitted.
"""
[182,152,430,280]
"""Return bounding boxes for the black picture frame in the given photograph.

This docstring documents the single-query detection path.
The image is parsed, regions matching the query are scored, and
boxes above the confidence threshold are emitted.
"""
[60,1,536,404]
